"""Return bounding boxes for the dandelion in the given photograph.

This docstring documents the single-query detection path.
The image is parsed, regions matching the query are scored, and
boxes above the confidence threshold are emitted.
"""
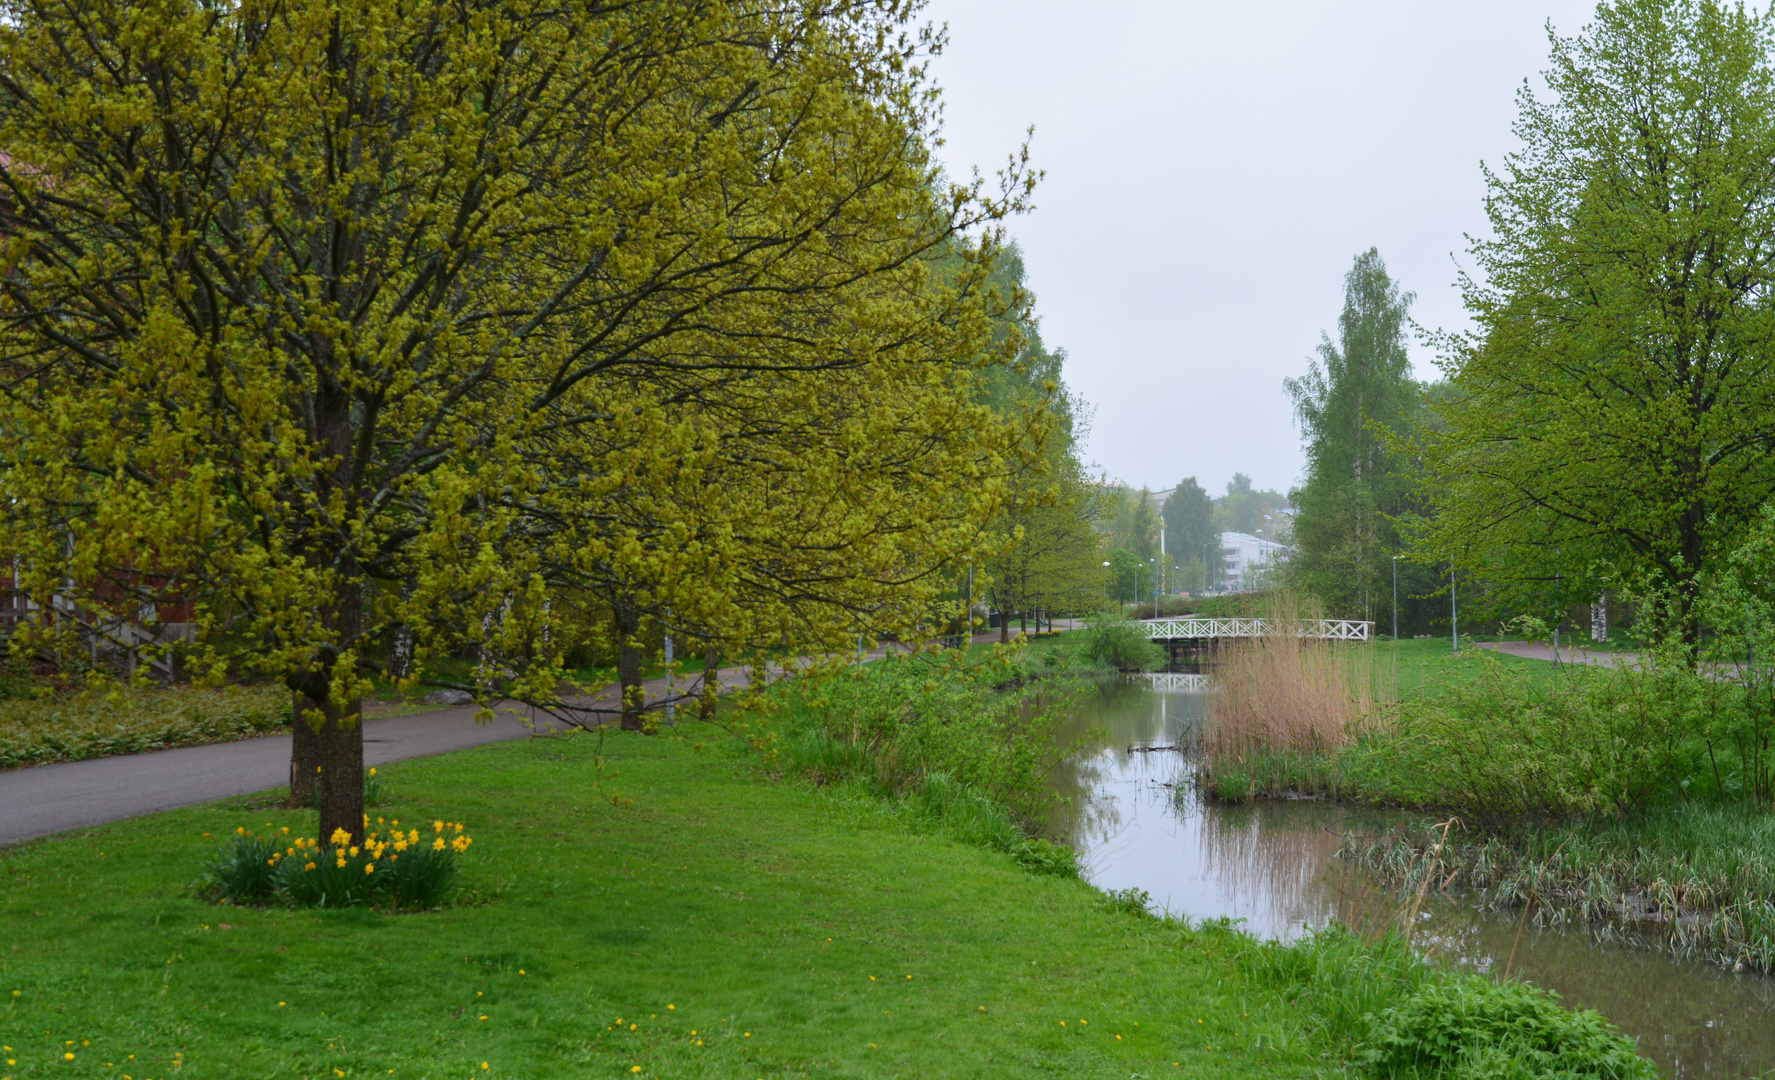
[666,1004,674,1011]
[630,1069,641,1074]
[63,1053,74,1061]
[278,1002,286,1007]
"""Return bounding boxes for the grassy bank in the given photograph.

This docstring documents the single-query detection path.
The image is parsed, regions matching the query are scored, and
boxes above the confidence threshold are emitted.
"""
[1200,612,1775,975]
[0,714,1652,1078]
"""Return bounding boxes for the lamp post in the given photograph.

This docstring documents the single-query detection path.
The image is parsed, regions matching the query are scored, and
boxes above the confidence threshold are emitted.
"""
[1391,555,1399,641]
[1451,564,1459,655]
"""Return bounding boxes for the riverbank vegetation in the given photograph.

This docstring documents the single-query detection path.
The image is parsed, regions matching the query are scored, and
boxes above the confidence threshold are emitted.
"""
[1201,588,1775,972]
[0,708,1654,1077]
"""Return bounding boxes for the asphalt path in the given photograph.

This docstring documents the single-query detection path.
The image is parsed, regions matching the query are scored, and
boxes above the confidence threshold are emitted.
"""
[0,632,1049,847]
[0,666,733,847]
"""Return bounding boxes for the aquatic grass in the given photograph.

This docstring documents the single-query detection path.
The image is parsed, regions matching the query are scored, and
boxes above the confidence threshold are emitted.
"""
[1349,802,1775,973]
[768,644,1087,828]
[1234,926,1653,1078]
[1355,976,1657,1079]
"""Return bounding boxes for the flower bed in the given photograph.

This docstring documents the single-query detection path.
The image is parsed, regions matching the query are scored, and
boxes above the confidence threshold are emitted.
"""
[206,818,474,909]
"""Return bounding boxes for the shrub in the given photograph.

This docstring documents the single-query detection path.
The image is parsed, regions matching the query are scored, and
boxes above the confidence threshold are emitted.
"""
[1075,609,1164,672]
[1350,653,1695,824]
[0,684,290,769]
[776,647,1082,825]
[1356,976,1656,1079]
[209,819,473,909]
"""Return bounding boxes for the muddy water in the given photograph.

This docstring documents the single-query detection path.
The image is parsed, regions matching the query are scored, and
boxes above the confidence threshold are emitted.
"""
[1047,679,1775,1078]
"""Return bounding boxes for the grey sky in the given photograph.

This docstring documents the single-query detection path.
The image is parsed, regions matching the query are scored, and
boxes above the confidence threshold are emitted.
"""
[924,0,1598,497]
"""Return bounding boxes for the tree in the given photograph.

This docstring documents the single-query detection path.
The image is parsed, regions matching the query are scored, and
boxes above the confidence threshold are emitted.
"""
[1409,0,1775,648]
[1162,477,1216,589]
[0,0,1029,841]
[1285,249,1422,622]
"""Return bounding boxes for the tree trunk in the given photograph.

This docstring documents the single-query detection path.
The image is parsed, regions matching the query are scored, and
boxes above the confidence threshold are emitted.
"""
[287,692,321,808]
[699,643,720,718]
[314,696,366,844]
[615,604,646,731]
[999,607,1010,644]
[387,575,416,679]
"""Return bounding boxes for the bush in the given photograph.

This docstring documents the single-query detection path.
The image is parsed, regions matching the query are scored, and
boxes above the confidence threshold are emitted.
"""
[1350,653,1695,824]
[1076,610,1164,672]
[1236,926,1654,1078]
[775,647,1082,825]
[0,684,290,769]
[1356,976,1656,1079]
[208,819,474,909]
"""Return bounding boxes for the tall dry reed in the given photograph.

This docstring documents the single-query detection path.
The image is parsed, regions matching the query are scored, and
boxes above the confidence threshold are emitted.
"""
[1203,592,1389,764]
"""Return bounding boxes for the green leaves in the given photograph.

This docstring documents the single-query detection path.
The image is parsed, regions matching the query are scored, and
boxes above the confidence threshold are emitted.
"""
[1414,1,1775,632]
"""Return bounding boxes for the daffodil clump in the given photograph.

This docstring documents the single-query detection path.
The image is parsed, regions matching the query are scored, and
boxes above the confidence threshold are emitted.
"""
[205,819,473,910]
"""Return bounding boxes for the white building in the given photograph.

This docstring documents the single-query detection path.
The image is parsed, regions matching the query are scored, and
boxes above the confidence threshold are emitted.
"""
[1218,531,1290,592]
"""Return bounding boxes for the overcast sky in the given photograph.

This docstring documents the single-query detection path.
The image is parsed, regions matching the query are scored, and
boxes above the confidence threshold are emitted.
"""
[924,0,1599,498]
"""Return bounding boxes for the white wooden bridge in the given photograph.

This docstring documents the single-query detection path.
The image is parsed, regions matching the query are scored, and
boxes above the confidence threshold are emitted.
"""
[1138,672,1211,691]
[1137,617,1373,642]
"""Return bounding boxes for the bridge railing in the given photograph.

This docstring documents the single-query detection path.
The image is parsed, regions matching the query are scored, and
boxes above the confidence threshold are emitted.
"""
[1138,617,1372,642]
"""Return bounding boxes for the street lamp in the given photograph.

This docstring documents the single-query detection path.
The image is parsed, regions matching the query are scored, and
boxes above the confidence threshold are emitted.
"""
[1391,555,1399,641]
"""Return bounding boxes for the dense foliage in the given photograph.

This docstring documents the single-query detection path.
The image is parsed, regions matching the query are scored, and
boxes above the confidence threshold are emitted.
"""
[0,0,1033,839]
[0,684,289,769]
[1286,250,1438,630]
[771,645,1083,828]
[1410,0,1775,643]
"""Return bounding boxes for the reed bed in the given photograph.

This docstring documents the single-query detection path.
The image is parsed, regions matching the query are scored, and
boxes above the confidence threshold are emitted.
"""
[1201,593,1390,797]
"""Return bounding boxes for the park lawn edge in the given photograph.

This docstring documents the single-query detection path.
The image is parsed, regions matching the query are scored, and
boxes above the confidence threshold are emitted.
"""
[3,720,1347,1079]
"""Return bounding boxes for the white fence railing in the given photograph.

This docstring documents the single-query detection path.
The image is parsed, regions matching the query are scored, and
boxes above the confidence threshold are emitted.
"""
[1137,672,1210,691]
[1138,617,1372,642]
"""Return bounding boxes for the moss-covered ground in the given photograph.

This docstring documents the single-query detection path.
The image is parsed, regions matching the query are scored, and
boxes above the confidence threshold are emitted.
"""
[2,723,1341,1079]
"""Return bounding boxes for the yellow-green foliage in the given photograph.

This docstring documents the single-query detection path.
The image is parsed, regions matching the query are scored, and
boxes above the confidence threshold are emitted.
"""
[0,685,288,769]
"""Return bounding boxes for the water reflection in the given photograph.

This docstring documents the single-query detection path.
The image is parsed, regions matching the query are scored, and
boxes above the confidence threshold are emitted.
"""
[1049,679,1775,1078]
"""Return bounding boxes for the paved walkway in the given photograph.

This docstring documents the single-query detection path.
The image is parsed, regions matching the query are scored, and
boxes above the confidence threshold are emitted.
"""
[0,666,730,847]
[1474,640,1637,667]
[0,629,1070,847]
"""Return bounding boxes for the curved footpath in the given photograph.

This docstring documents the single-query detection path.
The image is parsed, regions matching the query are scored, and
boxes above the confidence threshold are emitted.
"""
[0,632,1036,847]
[0,667,736,847]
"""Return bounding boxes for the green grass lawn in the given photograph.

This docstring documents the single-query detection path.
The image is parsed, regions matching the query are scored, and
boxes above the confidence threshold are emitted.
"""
[1376,636,1556,700]
[1,724,1333,1079]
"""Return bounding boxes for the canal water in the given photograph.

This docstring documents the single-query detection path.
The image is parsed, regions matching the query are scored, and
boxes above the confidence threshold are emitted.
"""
[1048,679,1775,1078]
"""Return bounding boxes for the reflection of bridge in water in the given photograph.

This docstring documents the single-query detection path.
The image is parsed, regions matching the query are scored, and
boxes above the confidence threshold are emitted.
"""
[1138,617,1374,671]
